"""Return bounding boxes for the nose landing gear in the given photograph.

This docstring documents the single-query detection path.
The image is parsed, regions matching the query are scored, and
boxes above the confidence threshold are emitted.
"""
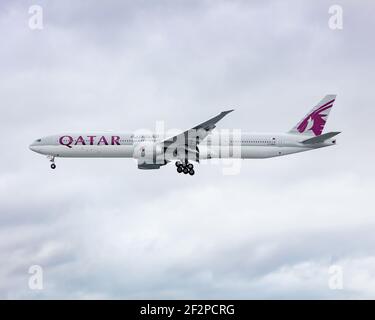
[175,161,195,176]
[48,156,56,169]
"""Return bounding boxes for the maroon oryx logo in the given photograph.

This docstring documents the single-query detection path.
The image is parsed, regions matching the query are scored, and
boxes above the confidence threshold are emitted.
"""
[297,99,335,136]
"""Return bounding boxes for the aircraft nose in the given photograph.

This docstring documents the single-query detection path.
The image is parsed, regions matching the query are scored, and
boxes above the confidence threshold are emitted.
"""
[29,142,37,152]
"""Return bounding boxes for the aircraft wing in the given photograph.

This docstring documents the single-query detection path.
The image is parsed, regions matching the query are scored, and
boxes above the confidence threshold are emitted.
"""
[161,109,234,160]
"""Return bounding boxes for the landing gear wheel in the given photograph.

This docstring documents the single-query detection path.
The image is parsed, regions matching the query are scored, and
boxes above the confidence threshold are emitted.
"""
[51,163,56,169]
[183,167,189,174]
[187,163,193,170]
[175,161,182,167]
[189,169,195,176]
[177,166,183,173]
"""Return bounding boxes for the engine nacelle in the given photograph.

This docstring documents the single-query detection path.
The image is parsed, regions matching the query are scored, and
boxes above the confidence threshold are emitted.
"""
[133,142,165,167]
[196,145,218,160]
[137,163,163,170]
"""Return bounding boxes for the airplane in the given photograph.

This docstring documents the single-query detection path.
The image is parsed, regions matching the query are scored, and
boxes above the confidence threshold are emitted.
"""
[29,95,340,175]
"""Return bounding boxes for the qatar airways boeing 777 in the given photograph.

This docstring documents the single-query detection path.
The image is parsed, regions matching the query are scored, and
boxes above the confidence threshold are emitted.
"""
[29,95,340,175]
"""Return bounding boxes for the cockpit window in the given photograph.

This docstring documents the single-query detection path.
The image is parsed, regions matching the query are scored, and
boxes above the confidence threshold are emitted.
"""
[36,139,41,142]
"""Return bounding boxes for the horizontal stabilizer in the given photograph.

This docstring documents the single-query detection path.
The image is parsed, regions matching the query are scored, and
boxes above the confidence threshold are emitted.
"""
[301,131,341,144]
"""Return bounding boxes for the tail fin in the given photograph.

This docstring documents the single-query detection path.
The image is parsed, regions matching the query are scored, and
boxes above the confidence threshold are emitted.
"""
[289,95,337,136]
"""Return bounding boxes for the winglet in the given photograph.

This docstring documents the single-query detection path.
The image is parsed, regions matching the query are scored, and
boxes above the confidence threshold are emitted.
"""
[223,109,235,114]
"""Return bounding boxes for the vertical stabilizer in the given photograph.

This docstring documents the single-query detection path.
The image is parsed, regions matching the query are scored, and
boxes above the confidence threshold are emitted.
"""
[289,95,336,136]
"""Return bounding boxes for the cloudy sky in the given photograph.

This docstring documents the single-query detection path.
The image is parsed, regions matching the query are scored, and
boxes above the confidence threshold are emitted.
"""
[1,0,374,299]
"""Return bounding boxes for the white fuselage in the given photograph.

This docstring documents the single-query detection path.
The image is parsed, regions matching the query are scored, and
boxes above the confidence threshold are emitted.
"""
[29,131,336,160]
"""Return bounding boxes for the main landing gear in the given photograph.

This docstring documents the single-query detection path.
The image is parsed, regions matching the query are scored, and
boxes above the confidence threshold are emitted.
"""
[175,161,195,176]
[48,156,56,169]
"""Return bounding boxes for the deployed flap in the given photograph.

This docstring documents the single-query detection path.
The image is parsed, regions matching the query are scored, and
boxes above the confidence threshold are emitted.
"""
[301,131,341,144]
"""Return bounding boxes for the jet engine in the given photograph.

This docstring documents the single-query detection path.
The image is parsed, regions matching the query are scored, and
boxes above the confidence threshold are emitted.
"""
[133,142,166,169]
